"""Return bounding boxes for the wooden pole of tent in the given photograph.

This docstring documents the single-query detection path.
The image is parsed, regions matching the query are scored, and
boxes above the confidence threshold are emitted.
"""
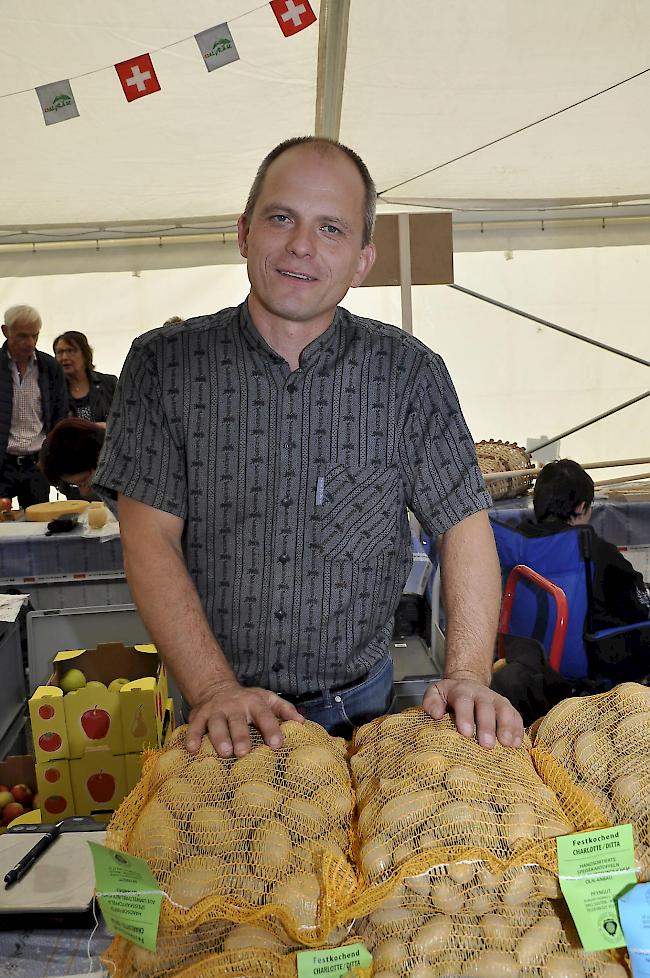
[483,455,650,483]
[593,471,650,488]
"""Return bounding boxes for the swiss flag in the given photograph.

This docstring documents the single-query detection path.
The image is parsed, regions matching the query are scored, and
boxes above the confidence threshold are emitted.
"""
[270,0,317,37]
[115,54,161,102]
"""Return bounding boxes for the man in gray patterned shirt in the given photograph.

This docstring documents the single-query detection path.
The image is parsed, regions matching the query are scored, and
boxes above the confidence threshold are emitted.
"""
[95,137,523,757]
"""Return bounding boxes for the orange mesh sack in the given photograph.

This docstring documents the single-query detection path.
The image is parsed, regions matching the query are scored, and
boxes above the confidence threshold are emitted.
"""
[104,918,372,978]
[104,719,360,966]
[350,708,575,901]
[530,683,650,880]
[356,884,629,978]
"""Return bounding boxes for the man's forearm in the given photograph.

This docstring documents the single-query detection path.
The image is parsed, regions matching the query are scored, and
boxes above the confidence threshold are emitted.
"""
[120,512,236,706]
[438,511,501,686]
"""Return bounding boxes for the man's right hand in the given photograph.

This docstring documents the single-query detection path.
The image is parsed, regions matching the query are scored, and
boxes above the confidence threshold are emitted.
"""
[185,680,305,757]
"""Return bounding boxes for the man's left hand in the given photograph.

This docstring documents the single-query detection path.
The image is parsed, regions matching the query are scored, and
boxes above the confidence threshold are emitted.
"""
[422,675,524,749]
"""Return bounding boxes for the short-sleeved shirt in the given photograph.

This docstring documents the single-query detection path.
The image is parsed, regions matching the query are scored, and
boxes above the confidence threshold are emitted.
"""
[95,302,491,696]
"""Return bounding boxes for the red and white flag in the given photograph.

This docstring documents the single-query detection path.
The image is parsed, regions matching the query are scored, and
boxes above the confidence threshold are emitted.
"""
[115,54,161,102]
[270,0,316,37]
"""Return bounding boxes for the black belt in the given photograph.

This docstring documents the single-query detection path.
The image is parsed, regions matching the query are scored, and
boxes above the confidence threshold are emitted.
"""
[281,671,371,707]
[5,452,39,468]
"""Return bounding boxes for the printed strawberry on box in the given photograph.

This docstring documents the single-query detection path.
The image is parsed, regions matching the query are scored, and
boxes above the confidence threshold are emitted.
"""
[29,642,169,763]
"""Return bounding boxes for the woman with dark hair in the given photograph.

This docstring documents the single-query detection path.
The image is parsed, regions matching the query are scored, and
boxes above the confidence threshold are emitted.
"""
[53,331,117,426]
[39,418,104,500]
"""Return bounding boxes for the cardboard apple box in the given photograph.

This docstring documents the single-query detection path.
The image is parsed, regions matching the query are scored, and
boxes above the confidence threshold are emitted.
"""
[29,642,168,762]
[70,748,127,817]
[35,758,75,822]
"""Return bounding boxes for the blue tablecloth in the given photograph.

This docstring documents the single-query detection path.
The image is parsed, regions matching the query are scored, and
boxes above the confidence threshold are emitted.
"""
[0,533,124,584]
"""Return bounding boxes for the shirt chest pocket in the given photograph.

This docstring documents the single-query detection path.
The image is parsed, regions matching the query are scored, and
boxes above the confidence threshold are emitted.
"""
[316,464,401,563]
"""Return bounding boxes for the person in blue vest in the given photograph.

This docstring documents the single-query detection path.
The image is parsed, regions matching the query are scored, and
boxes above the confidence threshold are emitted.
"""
[529,459,650,630]
[0,305,68,508]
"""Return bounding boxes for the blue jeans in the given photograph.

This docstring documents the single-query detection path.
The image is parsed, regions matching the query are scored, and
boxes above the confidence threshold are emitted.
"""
[181,655,394,739]
[288,655,394,738]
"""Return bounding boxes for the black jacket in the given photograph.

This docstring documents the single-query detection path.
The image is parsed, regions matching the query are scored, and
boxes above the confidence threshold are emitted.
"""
[70,370,117,424]
[0,343,69,468]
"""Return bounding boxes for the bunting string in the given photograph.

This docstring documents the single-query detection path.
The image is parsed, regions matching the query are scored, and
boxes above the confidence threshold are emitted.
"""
[0,0,317,125]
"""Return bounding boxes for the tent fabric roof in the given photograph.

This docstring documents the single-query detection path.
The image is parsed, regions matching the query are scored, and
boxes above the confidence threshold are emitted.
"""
[2,1,650,243]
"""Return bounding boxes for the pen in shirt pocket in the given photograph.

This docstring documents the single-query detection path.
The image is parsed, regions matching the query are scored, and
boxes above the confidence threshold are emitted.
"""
[315,475,325,507]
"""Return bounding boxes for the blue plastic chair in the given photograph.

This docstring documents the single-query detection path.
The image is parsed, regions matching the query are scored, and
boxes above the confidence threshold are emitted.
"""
[490,517,650,682]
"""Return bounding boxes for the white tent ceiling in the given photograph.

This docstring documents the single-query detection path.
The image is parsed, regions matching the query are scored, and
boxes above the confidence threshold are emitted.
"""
[3,0,650,275]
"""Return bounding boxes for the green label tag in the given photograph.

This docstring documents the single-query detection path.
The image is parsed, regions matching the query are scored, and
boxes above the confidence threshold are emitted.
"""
[88,842,164,951]
[297,943,372,978]
[557,824,637,950]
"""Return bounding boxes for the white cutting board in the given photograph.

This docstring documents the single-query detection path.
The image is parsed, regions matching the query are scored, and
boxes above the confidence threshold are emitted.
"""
[0,830,105,913]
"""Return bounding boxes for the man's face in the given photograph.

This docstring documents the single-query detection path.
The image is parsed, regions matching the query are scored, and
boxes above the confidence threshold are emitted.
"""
[2,319,40,362]
[237,145,375,332]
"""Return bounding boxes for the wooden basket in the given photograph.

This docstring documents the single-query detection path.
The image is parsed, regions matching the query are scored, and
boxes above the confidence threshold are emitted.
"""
[475,439,535,500]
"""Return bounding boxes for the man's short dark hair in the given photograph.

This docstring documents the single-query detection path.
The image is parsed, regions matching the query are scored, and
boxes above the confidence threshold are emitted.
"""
[533,458,595,524]
[243,136,377,248]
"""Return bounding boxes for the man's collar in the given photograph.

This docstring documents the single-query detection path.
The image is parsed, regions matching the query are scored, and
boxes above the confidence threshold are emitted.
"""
[7,349,37,365]
[239,299,342,366]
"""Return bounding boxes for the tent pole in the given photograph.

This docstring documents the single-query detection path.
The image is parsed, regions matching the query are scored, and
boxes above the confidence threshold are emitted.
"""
[398,213,413,334]
[449,283,650,367]
[314,0,350,139]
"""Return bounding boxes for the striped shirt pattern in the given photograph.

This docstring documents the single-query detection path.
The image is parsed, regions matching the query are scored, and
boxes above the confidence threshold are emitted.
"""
[7,354,45,454]
[95,302,492,696]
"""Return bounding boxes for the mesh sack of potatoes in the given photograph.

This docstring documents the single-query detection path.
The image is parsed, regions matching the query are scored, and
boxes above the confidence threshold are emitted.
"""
[104,720,359,951]
[355,881,629,978]
[349,709,574,900]
[475,439,535,501]
[530,683,650,881]
[103,917,372,978]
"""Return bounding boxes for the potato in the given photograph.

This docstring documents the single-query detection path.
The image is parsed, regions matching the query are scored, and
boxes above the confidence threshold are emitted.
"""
[231,780,280,814]
[543,954,585,978]
[156,776,198,817]
[167,854,229,907]
[378,790,437,831]
[229,748,277,787]
[189,805,231,850]
[517,915,563,966]
[284,744,339,783]
[445,764,485,796]
[429,877,464,913]
[573,731,610,780]
[129,797,178,868]
[503,802,540,846]
[447,860,476,885]
[223,923,289,952]
[250,819,292,879]
[147,746,189,789]
[501,869,534,907]
[403,749,449,781]
[411,915,452,954]
[360,836,392,879]
[373,938,409,970]
[182,755,226,791]
[611,772,649,818]
[271,872,321,931]
[464,950,520,977]
[480,912,511,945]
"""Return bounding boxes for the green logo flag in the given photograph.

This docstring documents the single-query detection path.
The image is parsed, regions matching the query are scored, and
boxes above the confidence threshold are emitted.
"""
[297,943,373,978]
[88,842,164,951]
[557,824,638,951]
[35,80,79,125]
[195,24,239,72]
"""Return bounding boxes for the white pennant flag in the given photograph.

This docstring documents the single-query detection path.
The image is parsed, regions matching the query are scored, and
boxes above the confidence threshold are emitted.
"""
[36,79,80,125]
[194,24,239,72]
